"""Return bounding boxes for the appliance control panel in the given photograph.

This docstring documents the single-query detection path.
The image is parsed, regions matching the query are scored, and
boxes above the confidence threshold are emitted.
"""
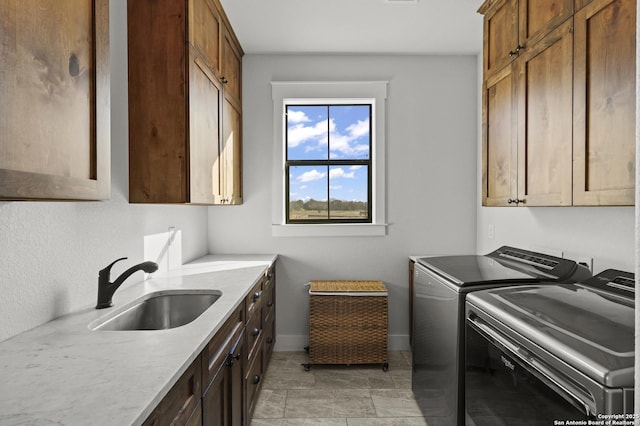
[581,269,635,296]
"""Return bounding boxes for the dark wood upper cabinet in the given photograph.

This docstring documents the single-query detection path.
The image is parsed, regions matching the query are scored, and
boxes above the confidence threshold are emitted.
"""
[0,0,110,200]
[479,0,635,207]
[128,0,243,205]
[480,0,573,79]
[573,0,636,205]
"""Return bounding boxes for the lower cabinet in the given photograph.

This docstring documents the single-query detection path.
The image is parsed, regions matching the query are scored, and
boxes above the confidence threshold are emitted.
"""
[144,263,276,426]
[142,359,202,426]
[202,329,245,426]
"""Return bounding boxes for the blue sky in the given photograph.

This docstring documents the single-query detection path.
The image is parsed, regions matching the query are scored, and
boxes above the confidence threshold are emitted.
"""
[287,105,370,202]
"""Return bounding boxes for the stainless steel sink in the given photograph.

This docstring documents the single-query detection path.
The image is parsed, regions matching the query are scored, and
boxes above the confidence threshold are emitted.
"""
[90,290,222,331]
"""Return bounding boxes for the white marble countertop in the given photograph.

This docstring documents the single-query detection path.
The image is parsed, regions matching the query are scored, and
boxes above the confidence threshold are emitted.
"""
[0,254,277,426]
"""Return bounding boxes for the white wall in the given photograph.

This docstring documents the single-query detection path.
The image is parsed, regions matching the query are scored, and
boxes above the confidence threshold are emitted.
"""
[0,0,210,343]
[208,54,479,350]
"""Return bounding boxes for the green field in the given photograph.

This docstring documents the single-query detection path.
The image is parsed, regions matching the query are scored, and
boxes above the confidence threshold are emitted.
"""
[289,199,368,220]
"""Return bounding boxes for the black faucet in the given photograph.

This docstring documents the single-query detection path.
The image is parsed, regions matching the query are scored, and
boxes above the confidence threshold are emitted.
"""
[96,257,159,309]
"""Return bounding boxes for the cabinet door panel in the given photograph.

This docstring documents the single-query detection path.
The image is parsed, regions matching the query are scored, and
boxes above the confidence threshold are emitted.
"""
[573,0,635,205]
[221,27,243,105]
[482,0,519,78]
[218,96,243,204]
[189,54,221,205]
[143,359,202,426]
[128,0,188,203]
[0,0,110,200]
[516,20,573,206]
[189,0,221,74]
[482,65,517,206]
[519,0,573,44]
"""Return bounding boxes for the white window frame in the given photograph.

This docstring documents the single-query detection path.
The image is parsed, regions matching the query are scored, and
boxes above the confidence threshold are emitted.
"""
[271,81,388,237]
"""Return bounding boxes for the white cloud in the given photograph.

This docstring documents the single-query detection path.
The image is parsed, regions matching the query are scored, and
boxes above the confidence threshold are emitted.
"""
[287,114,370,158]
[287,119,332,148]
[287,110,311,124]
[350,165,363,171]
[346,119,369,139]
[329,168,355,179]
[296,169,326,182]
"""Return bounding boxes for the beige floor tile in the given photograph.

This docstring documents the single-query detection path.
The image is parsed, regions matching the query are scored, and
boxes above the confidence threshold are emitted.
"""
[251,419,348,426]
[347,417,428,426]
[252,389,287,419]
[285,389,377,418]
[250,351,427,424]
[370,389,424,418]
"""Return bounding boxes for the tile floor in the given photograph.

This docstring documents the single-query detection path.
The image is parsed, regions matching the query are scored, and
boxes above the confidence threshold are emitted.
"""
[250,351,428,426]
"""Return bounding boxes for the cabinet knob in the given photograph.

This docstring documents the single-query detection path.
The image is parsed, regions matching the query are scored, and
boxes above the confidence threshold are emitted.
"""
[253,291,261,301]
[267,301,274,308]
[267,337,273,344]
[508,198,524,205]
[508,45,523,57]
[252,327,260,336]
[221,76,228,84]
[253,374,261,384]
[225,352,241,367]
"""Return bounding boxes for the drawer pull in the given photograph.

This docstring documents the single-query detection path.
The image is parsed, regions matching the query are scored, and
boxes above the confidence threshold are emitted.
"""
[252,327,260,336]
[253,291,262,301]
[253,374,260,385]
[225,353,241,367]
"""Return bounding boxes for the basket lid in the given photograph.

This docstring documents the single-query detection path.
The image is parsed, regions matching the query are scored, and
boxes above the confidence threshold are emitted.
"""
[309,280,387,293]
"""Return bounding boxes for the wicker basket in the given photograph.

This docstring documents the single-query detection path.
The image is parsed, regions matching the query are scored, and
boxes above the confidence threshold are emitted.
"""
[306,280,388,370]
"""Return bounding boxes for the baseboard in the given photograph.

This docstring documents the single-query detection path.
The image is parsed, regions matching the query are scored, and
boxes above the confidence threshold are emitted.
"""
[274,334,411,352]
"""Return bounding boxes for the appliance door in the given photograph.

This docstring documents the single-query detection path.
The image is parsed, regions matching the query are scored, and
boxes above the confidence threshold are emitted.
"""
[412,263,463,426]
[465,313,592,425]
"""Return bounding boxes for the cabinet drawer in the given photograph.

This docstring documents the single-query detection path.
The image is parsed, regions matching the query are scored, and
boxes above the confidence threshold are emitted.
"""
[262,274,275,325]
[143,357,202,426]
[185,401,202,426]
[245,279,263,322]
[246,309,262,361]
[262,315,275,370]
[201,302,244,387]
[245,346,264,418]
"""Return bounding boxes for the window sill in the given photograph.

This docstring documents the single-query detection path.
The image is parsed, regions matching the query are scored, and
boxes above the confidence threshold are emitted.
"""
[272,223,387,237]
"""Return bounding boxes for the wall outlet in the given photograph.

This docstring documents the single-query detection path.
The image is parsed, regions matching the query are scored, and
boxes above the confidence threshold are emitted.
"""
[488,224,495,239]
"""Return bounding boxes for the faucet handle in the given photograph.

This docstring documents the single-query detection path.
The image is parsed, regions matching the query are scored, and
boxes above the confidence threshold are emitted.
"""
[99,257,128,279]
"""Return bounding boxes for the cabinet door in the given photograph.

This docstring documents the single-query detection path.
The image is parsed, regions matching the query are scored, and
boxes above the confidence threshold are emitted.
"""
[128,0,189,203]
[229,331,245,426]
[481,0,519,78]
[143,359,202,426]
[221,26,243,106]
[189,52,222,205]
[515,20,573,206]
[0,0,110,200]
[518,0,573,45]
[573,0,635,205]
[189,0,222,74]
[482,64,517,206]
[214,94,242,204]
[202,361,231,426]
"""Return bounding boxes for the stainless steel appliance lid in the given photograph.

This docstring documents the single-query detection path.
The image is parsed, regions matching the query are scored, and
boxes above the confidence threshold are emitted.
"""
[416,246,586,287]
[416,255,539,286]
[467,281,634,387]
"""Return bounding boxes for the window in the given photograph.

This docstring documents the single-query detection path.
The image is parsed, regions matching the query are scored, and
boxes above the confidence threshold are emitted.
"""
[271,81,387,237]
[285,103,372,223]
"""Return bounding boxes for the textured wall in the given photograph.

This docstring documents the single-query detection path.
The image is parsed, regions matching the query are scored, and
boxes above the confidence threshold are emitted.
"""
[208,54,480,350]
[0,0,209,342]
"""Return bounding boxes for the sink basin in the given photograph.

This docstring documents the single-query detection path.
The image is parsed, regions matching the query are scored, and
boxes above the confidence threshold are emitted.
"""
[90,290,222,331]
